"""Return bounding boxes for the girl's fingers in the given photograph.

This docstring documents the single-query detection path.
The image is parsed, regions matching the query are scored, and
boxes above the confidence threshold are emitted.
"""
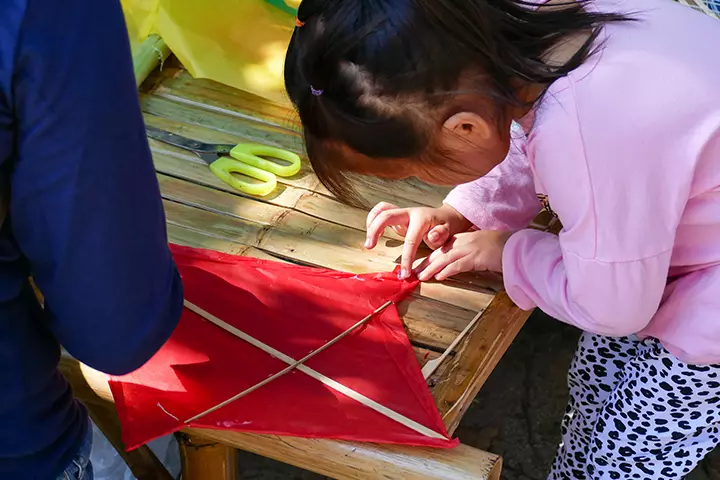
[425,224,450,249]
[434,256,475,281]
[415,247,462,282]
[399,214,431,279]
[414,240,450,277]
[365,209,408,249]
[413,256,431,279]
[366,202,399,230]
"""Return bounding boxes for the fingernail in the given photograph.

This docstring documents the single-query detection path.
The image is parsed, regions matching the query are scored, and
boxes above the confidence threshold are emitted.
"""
[364,239,371,248]
[399,268,409,280]
[428,231,438,241]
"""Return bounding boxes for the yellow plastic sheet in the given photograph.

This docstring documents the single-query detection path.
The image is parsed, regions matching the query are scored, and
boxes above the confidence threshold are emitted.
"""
[121,0,300,104]
[122,0,159,53]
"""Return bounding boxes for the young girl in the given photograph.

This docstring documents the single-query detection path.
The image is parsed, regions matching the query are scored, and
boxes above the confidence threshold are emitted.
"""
[285,0,720,477]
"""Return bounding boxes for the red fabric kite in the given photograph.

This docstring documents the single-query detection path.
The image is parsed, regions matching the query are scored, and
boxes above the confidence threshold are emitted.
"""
[109,244,458,449]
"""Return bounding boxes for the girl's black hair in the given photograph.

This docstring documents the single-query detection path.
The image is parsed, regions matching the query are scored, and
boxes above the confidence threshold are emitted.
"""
[284,0,633,206]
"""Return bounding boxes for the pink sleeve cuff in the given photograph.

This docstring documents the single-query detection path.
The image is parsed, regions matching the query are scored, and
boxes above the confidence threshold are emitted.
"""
[443,189,516,231]
[443,176,541,232]
[501,229,671,337]
[501,230,539,311]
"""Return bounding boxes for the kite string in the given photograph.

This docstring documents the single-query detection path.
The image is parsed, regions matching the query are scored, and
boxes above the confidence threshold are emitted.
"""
[157,402,179,421]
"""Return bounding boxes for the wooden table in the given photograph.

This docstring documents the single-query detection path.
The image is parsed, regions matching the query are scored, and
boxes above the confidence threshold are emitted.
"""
[59,61,559,480]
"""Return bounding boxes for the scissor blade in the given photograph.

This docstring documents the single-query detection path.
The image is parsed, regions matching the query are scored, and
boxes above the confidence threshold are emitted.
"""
[145,125,234,159]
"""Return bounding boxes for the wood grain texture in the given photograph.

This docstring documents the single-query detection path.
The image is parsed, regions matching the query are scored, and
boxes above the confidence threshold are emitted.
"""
[185,429,502,480]
[143,76,454,208]
[432,293,532,432]
[157,172,498,310]
[162,200,481,352]
[59,355,500,480]
[157,170,496,309]
[152,73,301,131]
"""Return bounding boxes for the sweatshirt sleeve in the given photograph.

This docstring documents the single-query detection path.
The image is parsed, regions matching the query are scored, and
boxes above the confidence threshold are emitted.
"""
[501,82,695,337]
[11,0,183,375]
[503,232,673,336]
[444,123,542,231]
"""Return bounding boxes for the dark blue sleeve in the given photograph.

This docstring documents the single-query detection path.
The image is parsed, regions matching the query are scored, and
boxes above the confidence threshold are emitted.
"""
[11,0,183,375]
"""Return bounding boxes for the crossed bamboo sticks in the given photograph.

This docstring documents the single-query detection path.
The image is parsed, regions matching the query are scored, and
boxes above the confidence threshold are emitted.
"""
[182,300,449,440]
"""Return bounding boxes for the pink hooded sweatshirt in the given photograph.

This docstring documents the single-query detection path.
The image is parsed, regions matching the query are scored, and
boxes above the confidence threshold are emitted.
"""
[444,0,720,364]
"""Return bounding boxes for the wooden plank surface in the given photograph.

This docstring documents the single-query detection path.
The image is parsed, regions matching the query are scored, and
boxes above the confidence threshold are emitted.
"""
[434,293,530,432]
[160,192,501,399]
[186,429,502,480]
[143,71,454,209]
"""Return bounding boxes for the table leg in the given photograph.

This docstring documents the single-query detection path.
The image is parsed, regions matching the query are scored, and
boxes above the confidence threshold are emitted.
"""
[178,433,239,480]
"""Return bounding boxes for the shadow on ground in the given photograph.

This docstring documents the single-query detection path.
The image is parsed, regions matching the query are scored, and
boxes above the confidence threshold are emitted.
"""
[234,311,720,479]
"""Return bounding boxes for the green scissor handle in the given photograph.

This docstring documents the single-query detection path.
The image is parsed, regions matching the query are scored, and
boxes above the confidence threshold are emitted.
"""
[209,158,277,197]
[229,144,302,177]
[209,145,302,197]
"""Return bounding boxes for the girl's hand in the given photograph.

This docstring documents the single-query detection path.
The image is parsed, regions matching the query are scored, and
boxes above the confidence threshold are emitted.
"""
[415,230,514,282]
[365,202,472,279]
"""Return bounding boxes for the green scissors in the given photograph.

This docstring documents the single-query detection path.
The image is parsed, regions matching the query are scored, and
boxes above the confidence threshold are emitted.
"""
[146,125,302,197]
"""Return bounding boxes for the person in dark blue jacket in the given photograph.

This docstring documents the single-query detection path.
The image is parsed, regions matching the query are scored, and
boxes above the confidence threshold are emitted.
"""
[0,0,184,477]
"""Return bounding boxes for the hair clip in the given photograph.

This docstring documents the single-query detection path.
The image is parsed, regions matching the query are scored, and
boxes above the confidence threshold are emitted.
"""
[295,18,305,27]
[310,86,324,97]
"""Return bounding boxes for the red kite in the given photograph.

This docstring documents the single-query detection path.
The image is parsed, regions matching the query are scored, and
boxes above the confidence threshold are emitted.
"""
[110,245,458,449]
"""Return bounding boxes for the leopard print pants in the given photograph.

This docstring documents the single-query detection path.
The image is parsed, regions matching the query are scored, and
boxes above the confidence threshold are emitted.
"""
[549,333,720,479]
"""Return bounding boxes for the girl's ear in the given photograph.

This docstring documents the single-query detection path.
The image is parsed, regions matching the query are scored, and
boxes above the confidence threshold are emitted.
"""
[441,112,495,152]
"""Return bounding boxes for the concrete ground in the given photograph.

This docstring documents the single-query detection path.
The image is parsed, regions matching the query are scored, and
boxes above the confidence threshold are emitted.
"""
[234,311,720,480]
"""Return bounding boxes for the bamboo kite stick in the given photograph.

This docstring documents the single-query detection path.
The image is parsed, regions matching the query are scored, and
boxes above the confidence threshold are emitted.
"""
[184,300,394,423]
[183,300,449,440]
[133,34,170,86]
[421,310,483,380]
